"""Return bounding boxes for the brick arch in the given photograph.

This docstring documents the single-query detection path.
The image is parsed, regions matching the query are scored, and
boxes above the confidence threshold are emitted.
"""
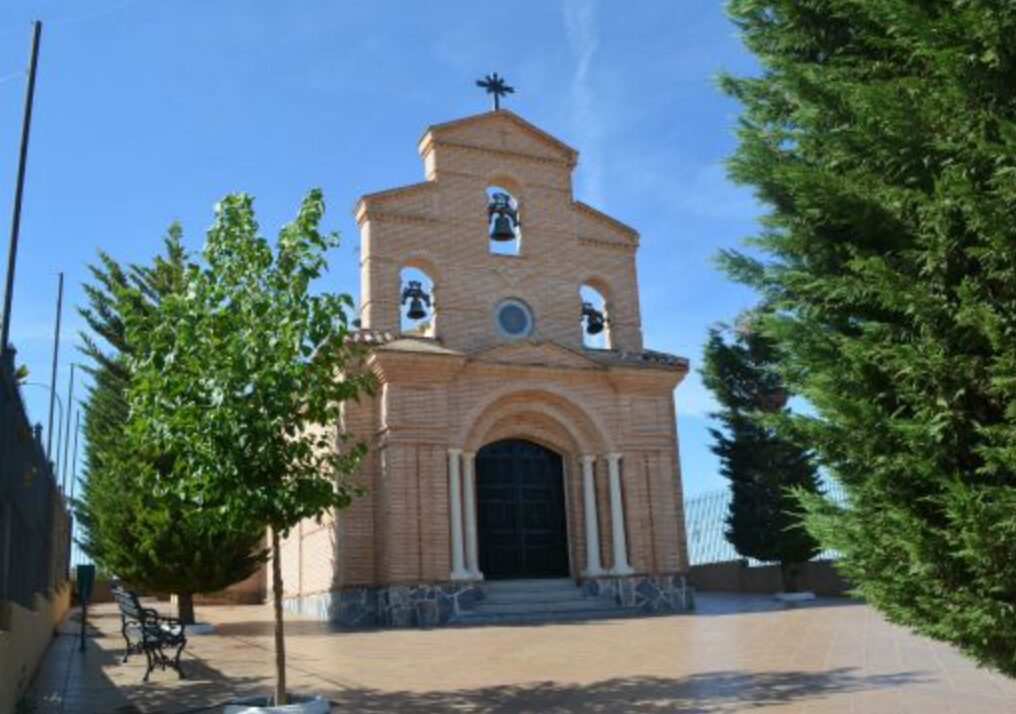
[457,386,612,455]
[398,251,442,285]
[579,274,613,305]
[483,172,525,203]
[470,405,583,458]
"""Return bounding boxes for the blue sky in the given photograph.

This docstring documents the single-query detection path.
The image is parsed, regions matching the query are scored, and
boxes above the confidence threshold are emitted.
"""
[1,0,761,497]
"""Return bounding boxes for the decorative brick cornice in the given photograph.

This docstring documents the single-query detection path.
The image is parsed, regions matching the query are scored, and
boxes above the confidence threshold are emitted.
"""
[578,235,636,252]
[435,168,569,194]
[425,139,573,168]
[360,211,439,226]
[354,181,436,225]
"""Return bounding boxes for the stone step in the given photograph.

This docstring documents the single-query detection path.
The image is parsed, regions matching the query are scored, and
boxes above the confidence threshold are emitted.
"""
[453,606,641,627]
[481,589,593,605]
[472,598,612,615]
[481,578,578,594]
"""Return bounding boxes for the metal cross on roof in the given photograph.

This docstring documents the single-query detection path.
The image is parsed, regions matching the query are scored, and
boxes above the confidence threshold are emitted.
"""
[476,72,514,111]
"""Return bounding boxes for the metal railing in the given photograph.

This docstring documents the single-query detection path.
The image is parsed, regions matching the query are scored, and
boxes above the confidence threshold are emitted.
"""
[0,349,71,608]
[683,480,847,566]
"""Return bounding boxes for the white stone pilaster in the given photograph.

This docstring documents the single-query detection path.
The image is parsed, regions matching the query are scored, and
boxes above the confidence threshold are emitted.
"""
[607,452,633,575]
[447,448,469,580]
[581,455,605,577]
[462,451,483,580]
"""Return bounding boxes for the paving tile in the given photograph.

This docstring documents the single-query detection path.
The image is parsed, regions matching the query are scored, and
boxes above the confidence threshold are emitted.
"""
[23,594,1016,713]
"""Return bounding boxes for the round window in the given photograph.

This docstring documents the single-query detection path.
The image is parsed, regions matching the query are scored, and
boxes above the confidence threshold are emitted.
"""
[494,298,534,339]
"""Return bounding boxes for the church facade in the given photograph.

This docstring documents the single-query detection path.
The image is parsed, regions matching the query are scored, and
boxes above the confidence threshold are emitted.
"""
[278,109,692,627]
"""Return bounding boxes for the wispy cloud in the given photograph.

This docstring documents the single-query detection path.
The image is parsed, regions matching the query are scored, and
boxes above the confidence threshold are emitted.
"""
[562,0,604,206]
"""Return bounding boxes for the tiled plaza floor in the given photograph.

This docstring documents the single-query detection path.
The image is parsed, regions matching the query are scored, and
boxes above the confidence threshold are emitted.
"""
[28,594,1016,713]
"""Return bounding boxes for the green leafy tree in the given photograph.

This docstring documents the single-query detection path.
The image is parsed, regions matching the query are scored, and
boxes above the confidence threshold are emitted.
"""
[721,0,1016,674]
[702,313,821,591]
[123,191,373,705]
[75,231,265,624]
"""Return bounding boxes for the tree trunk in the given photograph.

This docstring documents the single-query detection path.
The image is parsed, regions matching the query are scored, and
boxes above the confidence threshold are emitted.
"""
[271,528,287,706]
[177,592,195,625]
[780,561,799,593]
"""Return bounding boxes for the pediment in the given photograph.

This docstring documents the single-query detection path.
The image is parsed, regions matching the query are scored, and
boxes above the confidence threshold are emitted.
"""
[420,110,578,166]
[469,340,601,370]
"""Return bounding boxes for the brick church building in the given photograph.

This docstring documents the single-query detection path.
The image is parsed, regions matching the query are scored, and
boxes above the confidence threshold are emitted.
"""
[278,108,693,627]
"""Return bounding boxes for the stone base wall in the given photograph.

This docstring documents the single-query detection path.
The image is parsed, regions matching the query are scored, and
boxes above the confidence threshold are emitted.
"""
[582,574,694,613]
[282,582,483,629]
[284,575,693,629]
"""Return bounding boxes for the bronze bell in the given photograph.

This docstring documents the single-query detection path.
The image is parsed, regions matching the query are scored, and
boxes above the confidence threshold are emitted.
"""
[490,213,517,242]
[401,280,431,321]
[582,302,605,335]
[488,192,519,242]
[406,296,427,321]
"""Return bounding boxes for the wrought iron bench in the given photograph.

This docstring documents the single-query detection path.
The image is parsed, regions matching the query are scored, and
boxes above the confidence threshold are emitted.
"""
[112,586,187,682]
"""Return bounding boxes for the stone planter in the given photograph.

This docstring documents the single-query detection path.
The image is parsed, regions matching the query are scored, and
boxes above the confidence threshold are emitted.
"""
[223,693,330,713]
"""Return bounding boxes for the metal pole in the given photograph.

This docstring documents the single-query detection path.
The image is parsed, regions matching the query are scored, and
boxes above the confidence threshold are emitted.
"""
[1,21,42,355]
[70,410,80,500]
[46,271,63,462]
[62,363,75,491]
[54,396,63,480]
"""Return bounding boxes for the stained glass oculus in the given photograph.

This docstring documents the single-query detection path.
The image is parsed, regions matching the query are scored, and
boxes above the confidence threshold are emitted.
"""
[494,298,533,338]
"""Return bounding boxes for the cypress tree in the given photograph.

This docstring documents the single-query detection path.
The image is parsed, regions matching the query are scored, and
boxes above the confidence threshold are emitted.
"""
[702,313,821,591]
[721,1,1016,674]
[75,228,265,623]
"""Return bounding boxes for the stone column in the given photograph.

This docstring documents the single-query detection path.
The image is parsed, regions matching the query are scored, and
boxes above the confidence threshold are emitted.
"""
[607,452,633,575]
[462,451,482,579]
[580,455,605,577]
[447,448,469,580]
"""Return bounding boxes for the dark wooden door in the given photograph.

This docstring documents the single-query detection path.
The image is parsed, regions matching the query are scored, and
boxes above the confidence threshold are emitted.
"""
[476,439,569,580]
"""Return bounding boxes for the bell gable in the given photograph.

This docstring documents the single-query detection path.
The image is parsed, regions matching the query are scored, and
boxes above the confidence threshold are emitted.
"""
[354,110,647,356]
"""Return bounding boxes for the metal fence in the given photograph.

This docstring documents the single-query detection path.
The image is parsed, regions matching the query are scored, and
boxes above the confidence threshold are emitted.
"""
[0,349,71,608]
[683,480,847,566]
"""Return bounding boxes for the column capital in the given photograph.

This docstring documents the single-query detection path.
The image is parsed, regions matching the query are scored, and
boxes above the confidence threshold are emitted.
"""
[605,452,623,464]
[462,450,476,462]
[580,454,597,466]
[447,447,463,457]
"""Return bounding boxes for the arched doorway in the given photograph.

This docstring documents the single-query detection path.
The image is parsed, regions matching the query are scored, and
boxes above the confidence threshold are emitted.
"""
[476,439,569,580]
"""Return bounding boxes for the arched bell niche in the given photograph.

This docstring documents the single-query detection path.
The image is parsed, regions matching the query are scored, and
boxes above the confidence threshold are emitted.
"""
[579,283,610,349]
[399,265,436,337]
[486,185,521,256]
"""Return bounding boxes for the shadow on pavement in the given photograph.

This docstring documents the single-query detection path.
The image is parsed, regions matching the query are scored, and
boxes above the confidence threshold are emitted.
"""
[691,592,865,617]
[331,668,930,714]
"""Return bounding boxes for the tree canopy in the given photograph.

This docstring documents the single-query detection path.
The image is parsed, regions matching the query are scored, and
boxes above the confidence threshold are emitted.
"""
[75,230,265,623]
[722,0,1016,675]
[702,313,820,591]
[122,190,373,704]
